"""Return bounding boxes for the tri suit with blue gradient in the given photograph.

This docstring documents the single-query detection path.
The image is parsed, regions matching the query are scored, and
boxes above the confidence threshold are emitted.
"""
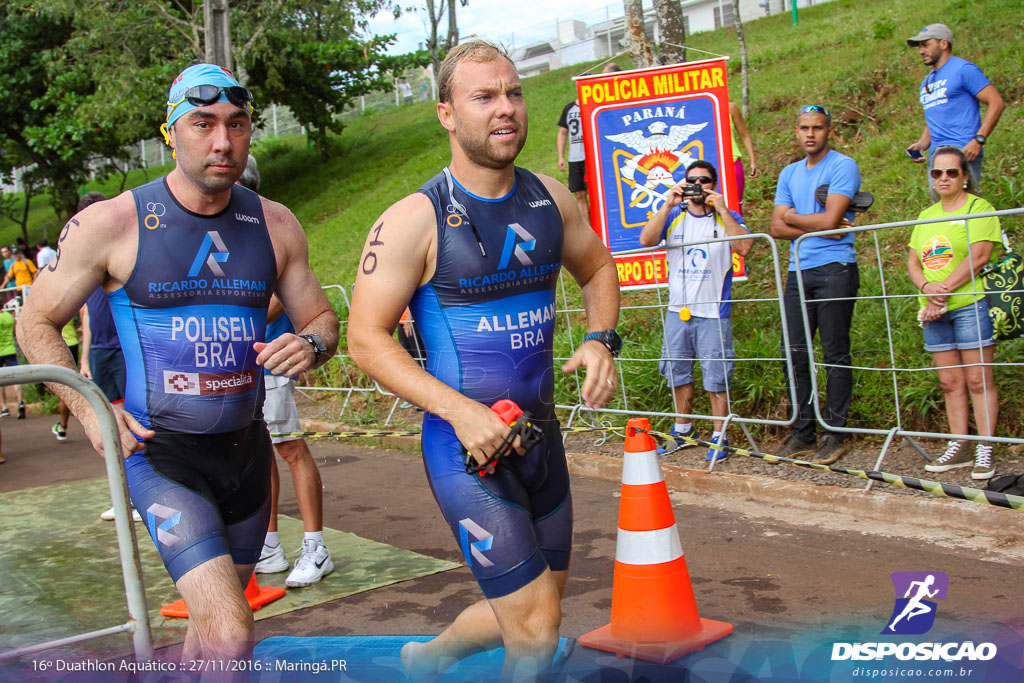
[409,167,573,599]
[110,177,278,581]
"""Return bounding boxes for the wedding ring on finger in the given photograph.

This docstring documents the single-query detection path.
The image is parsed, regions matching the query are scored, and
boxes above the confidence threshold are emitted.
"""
[606,378,614,387]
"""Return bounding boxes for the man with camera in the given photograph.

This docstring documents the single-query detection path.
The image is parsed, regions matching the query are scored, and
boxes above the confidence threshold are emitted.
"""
[641,160,752,461]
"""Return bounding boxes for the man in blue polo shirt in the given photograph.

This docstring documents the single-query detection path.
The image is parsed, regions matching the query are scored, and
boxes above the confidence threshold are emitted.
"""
[904,23,1004,184]
[771,105,860,463]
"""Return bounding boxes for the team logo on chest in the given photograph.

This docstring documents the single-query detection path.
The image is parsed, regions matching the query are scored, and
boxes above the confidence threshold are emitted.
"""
[498,223,537,269]
[189,231,230,277]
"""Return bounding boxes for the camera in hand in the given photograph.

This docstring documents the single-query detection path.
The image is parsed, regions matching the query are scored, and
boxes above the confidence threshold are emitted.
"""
[682,184,704,198]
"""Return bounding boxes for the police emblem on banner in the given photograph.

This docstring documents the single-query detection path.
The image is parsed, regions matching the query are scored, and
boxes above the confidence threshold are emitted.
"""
[596,97,721,253]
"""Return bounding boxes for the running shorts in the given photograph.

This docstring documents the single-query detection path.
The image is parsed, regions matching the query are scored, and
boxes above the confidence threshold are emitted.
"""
[124,421,273,582]
[421,411,573,599]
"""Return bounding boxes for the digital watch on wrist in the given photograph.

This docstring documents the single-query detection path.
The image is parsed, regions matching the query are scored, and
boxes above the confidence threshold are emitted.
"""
[583,329,623,356]
[974,134,987,145]
[300,333,327,363]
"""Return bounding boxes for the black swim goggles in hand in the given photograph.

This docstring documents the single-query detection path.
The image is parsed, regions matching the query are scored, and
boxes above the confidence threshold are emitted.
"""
[463,402,544,477]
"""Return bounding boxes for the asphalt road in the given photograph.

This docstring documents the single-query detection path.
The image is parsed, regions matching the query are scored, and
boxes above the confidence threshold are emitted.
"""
[2,411,1022,681]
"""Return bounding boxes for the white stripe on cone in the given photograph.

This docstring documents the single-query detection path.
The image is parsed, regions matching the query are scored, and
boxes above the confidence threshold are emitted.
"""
[622,449,664,485]
[615,526,684,565]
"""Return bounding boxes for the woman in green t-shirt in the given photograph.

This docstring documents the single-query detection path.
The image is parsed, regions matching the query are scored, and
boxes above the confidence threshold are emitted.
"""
[906,146,1000,482]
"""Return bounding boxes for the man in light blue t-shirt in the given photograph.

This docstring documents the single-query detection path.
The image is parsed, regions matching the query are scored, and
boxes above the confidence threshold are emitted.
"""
[905,23,1004,184]
[771,105,861,463]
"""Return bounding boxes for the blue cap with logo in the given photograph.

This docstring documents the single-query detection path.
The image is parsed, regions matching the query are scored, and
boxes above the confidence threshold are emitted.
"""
[165,63,250,128]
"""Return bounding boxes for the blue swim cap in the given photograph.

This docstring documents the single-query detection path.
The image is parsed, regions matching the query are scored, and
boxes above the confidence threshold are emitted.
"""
[165,63,250,128]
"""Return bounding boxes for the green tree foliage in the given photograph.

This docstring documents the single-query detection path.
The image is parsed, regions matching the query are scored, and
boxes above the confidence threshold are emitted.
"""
[242,1,428,159]
[0,0,424,225]
[422,0,467,81]
[0,4,146,226]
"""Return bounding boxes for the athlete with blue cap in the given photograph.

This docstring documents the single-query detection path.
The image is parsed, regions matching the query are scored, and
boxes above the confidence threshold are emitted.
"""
[18,62,339,664]
[162,62,255,145]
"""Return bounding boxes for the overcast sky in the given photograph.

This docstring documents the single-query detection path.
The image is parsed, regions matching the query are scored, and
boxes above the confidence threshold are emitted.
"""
[368,1,620,55]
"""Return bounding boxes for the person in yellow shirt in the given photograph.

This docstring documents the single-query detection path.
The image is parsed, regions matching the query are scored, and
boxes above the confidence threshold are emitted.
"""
[1,246,37,302]
[906,146,1000,480]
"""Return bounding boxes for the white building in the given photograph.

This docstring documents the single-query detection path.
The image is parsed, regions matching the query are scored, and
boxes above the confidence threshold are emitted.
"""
[512,0,830,77]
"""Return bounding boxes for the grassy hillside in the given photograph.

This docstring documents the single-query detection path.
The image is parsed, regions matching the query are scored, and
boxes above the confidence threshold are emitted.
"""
[5,0,1022,436]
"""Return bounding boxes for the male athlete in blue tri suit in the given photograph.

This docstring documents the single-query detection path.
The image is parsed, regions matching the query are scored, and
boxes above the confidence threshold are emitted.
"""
[348,40,621,680]
[17,63,338,664]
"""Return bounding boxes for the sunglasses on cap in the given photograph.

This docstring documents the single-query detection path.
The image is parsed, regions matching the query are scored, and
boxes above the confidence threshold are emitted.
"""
[930,167,962,179]
[686,176,714,184]
[166,85,254,120]
[799,104,831,119]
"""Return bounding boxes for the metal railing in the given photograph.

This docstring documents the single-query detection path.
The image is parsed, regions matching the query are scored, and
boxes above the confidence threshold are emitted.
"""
[556,232,798,471]
[294,207,1024,488]
[0,365,152,663]
[793,207,1024,487]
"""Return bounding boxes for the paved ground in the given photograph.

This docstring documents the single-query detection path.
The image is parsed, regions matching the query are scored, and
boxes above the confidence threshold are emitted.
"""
[2,411,1022,681]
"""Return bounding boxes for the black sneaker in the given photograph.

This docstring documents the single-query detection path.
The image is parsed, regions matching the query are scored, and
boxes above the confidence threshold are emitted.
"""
[17,402,25,419]
[813,434,849,464]
[776,434,816,458]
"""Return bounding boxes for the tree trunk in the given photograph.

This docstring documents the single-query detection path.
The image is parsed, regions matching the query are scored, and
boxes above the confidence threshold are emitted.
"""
[203,0,234,69]
[623,0,655,68]
[426,0,443,86]
[731,0,750,118]
[16,178,34,246]
[653,0,686,64]
[447,0,458,49]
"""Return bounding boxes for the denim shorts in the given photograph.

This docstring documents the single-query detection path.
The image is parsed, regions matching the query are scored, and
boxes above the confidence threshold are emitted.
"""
[660,313,735,392]
[922,298,995,352]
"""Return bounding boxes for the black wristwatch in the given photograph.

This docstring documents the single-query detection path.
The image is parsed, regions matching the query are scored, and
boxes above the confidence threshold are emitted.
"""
[299,333,327,363]
[583,329,623,356]
[974,134,987,145]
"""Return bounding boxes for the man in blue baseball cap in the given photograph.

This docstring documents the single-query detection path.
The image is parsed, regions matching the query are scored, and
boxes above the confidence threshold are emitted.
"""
[17,63,339,664]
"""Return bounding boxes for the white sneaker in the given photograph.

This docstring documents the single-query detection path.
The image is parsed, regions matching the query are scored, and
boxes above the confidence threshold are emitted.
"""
[255,543,289,574]
[100,507,143,522]
[286,539,333,587]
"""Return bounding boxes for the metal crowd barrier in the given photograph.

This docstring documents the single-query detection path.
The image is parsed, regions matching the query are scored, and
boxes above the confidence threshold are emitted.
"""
[304,206,1024,487]
[295,283,416,425]
[0,365,152,663]
[557,232,798,471]
[793,207,1024,488]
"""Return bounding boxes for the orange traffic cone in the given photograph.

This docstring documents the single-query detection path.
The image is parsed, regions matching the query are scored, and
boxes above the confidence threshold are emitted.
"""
[160,572,286,618]
[578,417,733,663]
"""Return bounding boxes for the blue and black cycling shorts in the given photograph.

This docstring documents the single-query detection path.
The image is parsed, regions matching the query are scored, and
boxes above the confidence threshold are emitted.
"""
[124,421,273,583]
[421,412,573,600]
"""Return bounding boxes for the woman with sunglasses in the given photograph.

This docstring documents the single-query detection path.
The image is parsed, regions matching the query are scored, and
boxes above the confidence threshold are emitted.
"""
[906,145,1000,481]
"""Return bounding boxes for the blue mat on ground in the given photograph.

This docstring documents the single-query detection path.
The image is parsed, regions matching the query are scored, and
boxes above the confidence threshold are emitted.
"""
[253,635,572,681]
